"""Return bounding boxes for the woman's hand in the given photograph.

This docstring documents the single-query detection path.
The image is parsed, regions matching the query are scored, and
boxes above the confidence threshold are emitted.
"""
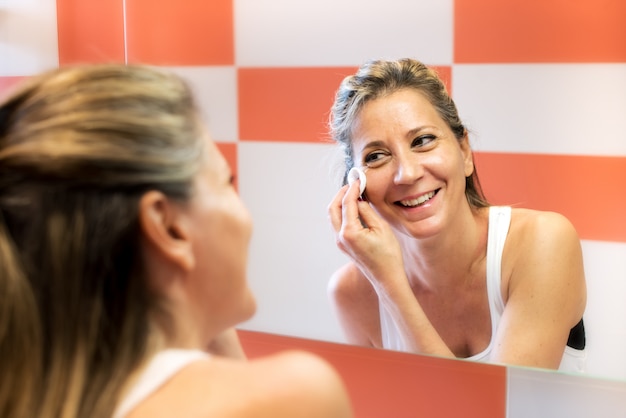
[328,180,405,290]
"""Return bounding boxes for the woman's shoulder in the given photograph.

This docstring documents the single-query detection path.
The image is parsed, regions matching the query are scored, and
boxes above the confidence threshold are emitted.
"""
[503,207,585,302]
[328,262,373,297]
[328,262,378,313]
[327,263,381,347]
[508,207,580,250]
[128,351,352,418]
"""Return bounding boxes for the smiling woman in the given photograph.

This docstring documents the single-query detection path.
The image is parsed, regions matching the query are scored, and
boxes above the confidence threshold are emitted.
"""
[326,58,587,372]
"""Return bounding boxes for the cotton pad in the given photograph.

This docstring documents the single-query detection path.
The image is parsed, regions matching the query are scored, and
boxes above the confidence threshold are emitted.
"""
[348,167,367,196]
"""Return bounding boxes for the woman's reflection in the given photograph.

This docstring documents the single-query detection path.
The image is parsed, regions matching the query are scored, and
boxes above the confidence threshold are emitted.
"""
[327,58,587,372]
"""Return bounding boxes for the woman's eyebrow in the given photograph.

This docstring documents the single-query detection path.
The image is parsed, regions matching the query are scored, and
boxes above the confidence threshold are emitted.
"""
[405,125,437,138]
[361,140,386,150]
[359,125,439,151]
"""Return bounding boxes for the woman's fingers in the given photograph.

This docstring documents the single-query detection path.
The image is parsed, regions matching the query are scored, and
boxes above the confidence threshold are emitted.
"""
[354,197,379,230]
[340,179,364,233]
[328,184,349,233]
[328,179,364,233]
[328,180,369,258]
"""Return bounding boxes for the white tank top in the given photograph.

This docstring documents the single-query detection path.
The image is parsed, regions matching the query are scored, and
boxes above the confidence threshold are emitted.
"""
[113,349,209,418]
[379,206,587,372]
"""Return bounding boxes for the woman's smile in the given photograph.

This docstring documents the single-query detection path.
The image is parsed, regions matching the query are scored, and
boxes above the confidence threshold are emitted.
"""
[397,189,439,208]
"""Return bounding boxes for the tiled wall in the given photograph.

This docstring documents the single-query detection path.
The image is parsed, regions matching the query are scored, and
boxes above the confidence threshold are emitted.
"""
[239,329,626,418]
[2,0,625,383]
[240,330,508,418]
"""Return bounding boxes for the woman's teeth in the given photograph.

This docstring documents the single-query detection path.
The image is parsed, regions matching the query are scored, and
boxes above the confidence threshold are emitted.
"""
[400,191,436,207]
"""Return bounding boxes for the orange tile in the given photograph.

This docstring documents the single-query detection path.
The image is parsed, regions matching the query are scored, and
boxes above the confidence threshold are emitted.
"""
[455,0,626,63]
[125,0,233,65]
[216,142,238,191]
[474,152,626,242]
[56,0,125,64]
[0,76,28,101]
[435,66,452,96]
[238,66,451,143]
[239,330,506,418]
[238,66,355,143]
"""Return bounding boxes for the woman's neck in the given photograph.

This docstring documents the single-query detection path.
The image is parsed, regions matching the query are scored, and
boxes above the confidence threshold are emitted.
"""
[397,206,489,291]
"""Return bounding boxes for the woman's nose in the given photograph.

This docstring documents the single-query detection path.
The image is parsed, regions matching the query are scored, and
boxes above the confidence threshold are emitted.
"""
[393,154,424,185]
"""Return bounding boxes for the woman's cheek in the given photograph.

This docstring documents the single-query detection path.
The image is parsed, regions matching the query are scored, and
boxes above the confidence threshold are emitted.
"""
[362,172,384,203]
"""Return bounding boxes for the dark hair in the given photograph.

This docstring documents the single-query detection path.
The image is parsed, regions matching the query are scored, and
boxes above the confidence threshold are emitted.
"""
[0,64,204,417]
[329,58,489,208]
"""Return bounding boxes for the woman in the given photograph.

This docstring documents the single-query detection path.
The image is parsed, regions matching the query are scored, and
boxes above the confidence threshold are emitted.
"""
[0,64,353,418]
[327,58,587,372]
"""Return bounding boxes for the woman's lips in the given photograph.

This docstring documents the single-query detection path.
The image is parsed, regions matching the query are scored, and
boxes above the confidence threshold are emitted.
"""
[397,189,439,207]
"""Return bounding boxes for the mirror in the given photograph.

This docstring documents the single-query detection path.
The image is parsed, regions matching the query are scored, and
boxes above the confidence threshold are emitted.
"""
[3,0,624,383]
[230,0,626,383]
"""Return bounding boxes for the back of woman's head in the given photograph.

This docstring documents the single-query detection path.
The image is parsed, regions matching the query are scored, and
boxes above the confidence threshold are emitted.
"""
[329,58,488,208]
[0,64,204,417]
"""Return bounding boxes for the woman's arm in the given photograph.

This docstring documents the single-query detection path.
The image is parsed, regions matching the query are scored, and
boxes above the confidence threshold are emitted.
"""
[490,210,587,368]
[327,181,455,358]
[327,263,382,347]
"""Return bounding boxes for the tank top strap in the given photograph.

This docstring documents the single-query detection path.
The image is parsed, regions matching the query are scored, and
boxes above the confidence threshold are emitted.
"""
[485,206,511,337]
[113,349,209,418]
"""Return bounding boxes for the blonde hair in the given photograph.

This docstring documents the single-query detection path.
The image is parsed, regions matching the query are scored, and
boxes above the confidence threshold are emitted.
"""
[0,64,204,417]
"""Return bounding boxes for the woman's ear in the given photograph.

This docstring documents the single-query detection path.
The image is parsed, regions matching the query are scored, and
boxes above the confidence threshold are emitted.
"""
[138,191,195,273]
[459,132,475,177]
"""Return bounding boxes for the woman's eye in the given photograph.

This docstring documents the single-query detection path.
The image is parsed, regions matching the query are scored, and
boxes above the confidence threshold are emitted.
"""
[364,151,385,165]
[412,134,436,148]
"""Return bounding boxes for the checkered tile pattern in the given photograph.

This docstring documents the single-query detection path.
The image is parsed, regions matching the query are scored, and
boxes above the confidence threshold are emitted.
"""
[2,0,625,388]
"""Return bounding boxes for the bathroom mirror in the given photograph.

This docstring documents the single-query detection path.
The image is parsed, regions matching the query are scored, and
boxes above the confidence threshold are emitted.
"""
[228,0,626,383]
[3,0,625,383]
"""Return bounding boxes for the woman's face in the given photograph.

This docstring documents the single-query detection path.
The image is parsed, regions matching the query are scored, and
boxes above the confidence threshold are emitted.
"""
[183,134,256,336]
[350,88,474,239]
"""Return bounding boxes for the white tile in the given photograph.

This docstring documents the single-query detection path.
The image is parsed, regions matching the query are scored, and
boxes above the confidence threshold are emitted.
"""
[580,240,626,381]
[0,0,58,76]
[165,66,238,142]
[235,0,453,67]
[507,366,626,418]
[237,141,348,342]
[453,64,626,156]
